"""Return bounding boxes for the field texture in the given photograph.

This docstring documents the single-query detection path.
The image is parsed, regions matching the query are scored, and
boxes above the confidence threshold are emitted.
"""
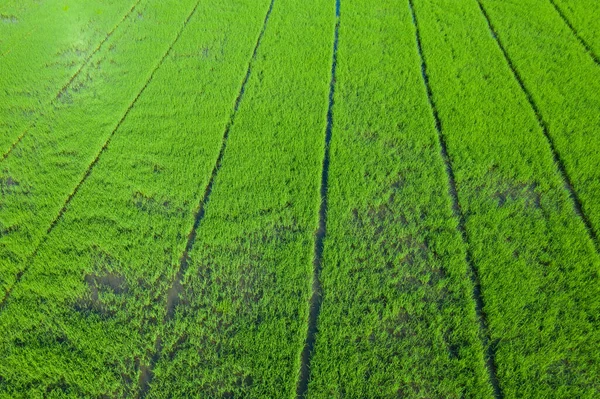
[0,0,598,398]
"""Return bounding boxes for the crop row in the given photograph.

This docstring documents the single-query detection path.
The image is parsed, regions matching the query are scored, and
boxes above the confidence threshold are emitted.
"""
[145,0,336,396]
[479,0,600,246]
[0,0,285,396]
[139,0,277,395]
[0,0,199,300]
[550,0,600,63]
[305,0,495,397]
[0,0,140,156]
[412,0,600,397]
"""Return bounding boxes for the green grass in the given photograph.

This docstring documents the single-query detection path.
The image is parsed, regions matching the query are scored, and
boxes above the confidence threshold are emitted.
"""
[414,0,600,396]
[306,0,492,397]
[478,0,600,246]
[0,1,47,52]
[0,0,139,156]
[148,0,334,396]
[0,0,599,397]
[550,0,600,60]
[0,0,279,396]
[0,0,198,299]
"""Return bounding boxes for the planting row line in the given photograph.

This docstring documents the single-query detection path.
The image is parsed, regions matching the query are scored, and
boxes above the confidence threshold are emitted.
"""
[549,0,600,64]
[306,0,497,396]
[411,0,600,396]
[138,0,277,396]
[0,0,198,300]
[481,0,600,247]
[145,0,335,395]
[1,0,599,396]
[0,0,140,157]
[0,0,287,396]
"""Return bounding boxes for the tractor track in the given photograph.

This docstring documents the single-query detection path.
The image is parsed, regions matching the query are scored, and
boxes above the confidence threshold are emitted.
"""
[475,0,600,254]
[408,0,504,398]
[136,0,277,396]
[295,0,340,397]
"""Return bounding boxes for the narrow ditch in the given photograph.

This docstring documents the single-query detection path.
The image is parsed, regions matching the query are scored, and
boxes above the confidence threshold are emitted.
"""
[295,0,340,397]
[475,0,600,254]
[0,0,202,312]
[548,0,600,66]
[136,0,277,396]
[407,0,504,398]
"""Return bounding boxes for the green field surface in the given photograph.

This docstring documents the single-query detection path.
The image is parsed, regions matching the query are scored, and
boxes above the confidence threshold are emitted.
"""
[549,0,600,63]
[0,0,598,398]
[0,0,141,156]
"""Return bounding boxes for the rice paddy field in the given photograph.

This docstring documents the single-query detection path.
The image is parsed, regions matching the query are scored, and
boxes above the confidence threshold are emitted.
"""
[0,0,599,397]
